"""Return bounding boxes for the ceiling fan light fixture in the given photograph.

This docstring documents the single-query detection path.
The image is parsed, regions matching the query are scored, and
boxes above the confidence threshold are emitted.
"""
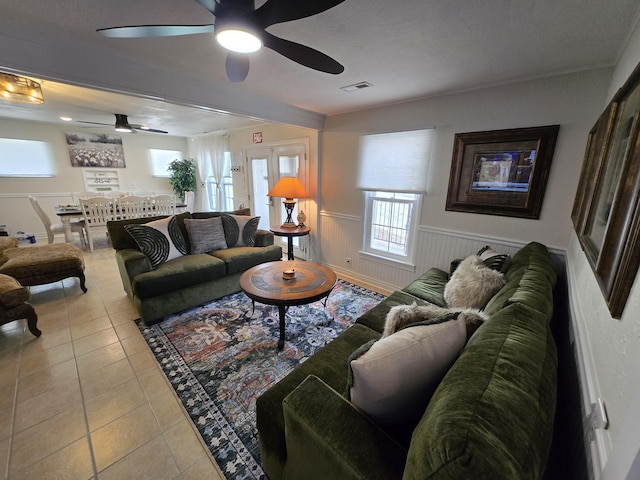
[0,72,44,104]
[216,28,262,53]
[114,113,133,132]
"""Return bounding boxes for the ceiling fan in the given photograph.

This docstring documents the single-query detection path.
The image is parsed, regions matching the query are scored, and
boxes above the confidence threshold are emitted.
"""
[78,114,168,134]
[97,0,346,83]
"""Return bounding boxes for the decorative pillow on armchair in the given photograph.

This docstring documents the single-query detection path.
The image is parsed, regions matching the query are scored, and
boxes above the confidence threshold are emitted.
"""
[184,216,228,254]
[347,316,467,426]
[221,214,261,247]
[125,215,188,268]
[444,255,505,309]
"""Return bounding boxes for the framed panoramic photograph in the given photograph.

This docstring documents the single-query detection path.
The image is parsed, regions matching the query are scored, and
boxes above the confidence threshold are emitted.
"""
[445,125,560,219]
[572,60,640,318]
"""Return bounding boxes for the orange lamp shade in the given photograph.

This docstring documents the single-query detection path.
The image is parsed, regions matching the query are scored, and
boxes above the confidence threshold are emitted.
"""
[267,177,310,200]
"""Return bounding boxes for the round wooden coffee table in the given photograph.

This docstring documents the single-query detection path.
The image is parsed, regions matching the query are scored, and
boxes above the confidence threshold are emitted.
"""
[239,261,338,349]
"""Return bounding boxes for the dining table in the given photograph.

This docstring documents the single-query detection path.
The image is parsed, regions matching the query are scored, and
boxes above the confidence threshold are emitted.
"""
[54,203,187,244]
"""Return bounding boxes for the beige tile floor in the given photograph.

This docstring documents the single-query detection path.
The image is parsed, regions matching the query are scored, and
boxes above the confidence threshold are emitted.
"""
[0,236,225,479]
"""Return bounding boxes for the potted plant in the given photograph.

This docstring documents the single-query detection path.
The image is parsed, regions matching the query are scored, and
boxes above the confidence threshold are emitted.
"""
[167,158,196,202]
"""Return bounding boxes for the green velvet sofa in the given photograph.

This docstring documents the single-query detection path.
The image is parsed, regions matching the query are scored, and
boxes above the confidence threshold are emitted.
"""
[256,241,558,479]
[107,210,282,325]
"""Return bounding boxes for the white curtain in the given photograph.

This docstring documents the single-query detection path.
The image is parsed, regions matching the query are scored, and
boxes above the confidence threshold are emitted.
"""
[189,133,229,211]
[209,134,229,211]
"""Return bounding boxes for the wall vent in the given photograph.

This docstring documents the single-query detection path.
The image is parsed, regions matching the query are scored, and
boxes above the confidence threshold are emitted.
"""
[340,81,373,92]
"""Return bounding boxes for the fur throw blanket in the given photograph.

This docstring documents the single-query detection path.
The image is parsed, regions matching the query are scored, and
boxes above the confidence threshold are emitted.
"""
[382,302,489,340]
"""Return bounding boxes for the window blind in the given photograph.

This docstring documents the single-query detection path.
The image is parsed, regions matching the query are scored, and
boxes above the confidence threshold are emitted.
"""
[149,148,182,177]
[356,128,433,193]
[0,138,55,177]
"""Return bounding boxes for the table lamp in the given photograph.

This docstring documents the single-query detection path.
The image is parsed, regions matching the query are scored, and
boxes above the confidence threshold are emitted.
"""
[267,177,310,228]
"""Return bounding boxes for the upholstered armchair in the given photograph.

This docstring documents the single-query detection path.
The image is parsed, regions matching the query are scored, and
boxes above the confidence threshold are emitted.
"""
[0,273,40,337]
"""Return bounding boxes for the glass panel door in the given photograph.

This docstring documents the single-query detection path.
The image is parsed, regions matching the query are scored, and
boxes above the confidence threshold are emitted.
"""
[247,143,308,259]
[249,156,272,230]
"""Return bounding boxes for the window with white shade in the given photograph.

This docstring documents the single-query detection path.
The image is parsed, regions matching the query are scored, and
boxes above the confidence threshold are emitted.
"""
[357,128,434,267]
[0,138,55,177]
[148,149,183,177]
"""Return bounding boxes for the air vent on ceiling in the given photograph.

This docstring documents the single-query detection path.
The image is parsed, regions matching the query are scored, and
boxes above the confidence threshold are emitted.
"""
[340,81,373,92]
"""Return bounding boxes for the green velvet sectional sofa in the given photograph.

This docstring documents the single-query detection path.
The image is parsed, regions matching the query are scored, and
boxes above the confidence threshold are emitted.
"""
[256,241,558,479]
[107,210,282,325]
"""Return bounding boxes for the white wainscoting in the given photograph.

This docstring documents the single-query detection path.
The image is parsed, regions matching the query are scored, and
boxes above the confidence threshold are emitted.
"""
[0,193,76,241]
[319,210,562,294]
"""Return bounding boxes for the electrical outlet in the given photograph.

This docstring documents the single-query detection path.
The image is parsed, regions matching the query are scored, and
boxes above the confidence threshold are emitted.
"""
[346,257,352,267]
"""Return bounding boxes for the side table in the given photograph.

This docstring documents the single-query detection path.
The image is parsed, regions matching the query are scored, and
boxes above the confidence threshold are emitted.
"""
[270,225,310,260]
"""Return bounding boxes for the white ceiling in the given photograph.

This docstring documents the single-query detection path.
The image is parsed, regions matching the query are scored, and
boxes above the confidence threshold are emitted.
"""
[1,0,639,136]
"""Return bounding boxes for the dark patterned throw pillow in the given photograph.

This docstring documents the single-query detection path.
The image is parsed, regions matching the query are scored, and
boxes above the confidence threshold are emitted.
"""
[221,214,261,247]
[125,216,187,268]
[477,245,512,273]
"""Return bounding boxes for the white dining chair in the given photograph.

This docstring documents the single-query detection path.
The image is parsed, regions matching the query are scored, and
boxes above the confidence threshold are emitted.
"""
[117,195,150,220]
[150,194,176,216]
[80,196,114,252]
[29,196,86,246]
[183,191,195,213]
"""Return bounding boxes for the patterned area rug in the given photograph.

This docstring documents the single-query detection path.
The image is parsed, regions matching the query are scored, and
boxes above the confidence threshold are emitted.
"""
[137,279,384,480]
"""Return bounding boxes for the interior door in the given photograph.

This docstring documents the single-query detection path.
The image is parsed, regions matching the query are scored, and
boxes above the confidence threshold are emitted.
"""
[247,142,308,259]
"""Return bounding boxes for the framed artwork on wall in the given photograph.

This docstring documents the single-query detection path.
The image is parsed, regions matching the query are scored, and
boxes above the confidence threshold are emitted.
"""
[65,132,126,168]
[445,125,560,219]
[572,61,640,319]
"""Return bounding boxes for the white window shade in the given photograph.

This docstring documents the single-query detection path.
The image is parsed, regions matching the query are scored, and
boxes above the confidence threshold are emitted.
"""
[356,128,433,193]
[149,149,183,177]
[0,138,55,177]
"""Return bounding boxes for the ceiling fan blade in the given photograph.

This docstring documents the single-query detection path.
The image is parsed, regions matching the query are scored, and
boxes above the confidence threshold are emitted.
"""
[263,32,344,74]
[193,0,220,15]
[77,120,112,126]
[132,126,169,134]
[253,0,345,28]
[226,53,250,83]
[97,24,214,38]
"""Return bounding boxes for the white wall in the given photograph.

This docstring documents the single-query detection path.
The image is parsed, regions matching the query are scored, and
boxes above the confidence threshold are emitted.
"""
[566,19,640,480]
[0,117,187,238]
[320,67,611,260]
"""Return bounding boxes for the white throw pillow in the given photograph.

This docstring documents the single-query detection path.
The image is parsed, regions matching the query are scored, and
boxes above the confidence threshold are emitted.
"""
[348,318,467,426]
[444,255,505,309]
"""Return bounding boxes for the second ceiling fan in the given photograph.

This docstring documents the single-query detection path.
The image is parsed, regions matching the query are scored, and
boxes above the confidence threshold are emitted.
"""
[78,114,168,134]
[97,0,346,83]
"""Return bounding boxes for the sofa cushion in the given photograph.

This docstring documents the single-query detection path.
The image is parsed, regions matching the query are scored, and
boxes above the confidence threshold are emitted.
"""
[221,214,261,247]
[0,274,30,309]
[405,302,557,479]
[444,255,505,309]
[347,315,467,427]
[401,268,448,306]
[184,216,228,254]
[210,245,283,275]
[131,253,226,299]
[355,290,430,333]
[125,216,188,268]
